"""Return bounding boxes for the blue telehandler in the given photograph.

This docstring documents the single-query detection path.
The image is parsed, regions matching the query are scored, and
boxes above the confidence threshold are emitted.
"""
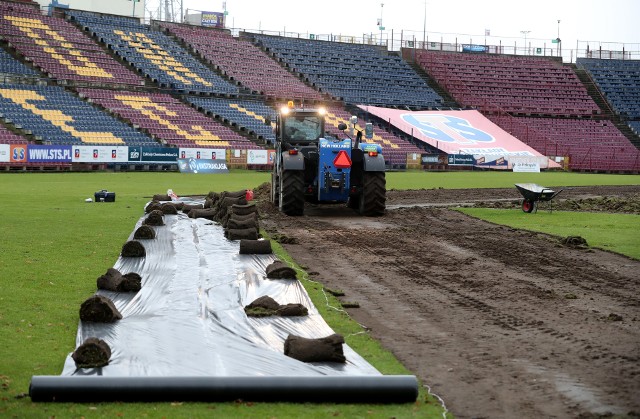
[270,103,386,216]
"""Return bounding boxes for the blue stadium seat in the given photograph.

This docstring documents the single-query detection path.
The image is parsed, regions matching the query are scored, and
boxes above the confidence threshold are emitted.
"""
[577,58,640,118]
[252,34,443,108]
[0,84,156,146]
[65,10,239,95]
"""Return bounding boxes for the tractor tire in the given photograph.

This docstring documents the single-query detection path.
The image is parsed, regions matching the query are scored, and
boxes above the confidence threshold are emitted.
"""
[279,170,304,216]
[522,199,536,213]
[358,171,386,216]
[271,170,279,206]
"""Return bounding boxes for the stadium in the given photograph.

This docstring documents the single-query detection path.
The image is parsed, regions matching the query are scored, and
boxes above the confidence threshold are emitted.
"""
[0,0,639,418]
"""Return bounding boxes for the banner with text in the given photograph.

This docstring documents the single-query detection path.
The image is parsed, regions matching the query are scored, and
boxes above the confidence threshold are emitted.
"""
[177,158,229,174]
[201,11,224,28]
[27,145,72,163]
[357,107,559,169]
[247,149,269,165]
[178,148,226,161]
[128,147,179,163]
[0,144,9,162]
[72,146,129,163]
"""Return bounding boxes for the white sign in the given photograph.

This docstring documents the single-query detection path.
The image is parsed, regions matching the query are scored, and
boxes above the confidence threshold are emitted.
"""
[247,149,268,164]
[0,144,9,162]
[72,146,129,163]
[178,148,225,161]
[511,156,541,173]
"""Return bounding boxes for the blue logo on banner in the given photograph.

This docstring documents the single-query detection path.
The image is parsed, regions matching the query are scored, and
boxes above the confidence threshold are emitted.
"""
[401,114,494,144]
[178,158,229,174]
[462,44,488,53]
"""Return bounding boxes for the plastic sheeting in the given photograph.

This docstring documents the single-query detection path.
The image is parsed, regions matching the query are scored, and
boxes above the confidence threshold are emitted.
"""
[60,198,382,377]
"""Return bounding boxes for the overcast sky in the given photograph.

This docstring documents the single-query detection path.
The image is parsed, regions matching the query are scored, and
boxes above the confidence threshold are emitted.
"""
[146,0,638,53]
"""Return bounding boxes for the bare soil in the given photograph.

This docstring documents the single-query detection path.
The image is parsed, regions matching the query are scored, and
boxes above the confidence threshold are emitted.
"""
[257,184,640,419]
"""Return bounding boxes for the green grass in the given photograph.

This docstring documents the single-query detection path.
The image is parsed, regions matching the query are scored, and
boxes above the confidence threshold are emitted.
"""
[387,171,640,190]
[458,208,640,260]
[0,172,446,418]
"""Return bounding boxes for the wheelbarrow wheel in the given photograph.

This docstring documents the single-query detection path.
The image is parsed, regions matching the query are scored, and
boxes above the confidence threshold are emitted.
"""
[522,199,535,213]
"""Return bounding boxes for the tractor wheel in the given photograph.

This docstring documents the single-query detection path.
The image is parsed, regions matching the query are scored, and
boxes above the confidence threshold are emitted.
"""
[522,199,535,213]
[279,170,304,216]
[270,170,279,206]
[358,171,386,216]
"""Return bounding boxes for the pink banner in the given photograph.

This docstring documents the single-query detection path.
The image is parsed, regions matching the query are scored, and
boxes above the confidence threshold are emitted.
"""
[359,107,558,167]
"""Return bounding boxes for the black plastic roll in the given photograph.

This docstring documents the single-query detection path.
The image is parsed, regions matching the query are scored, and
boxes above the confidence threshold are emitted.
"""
[29,375,418,403]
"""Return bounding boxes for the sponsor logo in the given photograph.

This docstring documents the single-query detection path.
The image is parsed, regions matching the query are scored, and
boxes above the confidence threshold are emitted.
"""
[93,149,99,159]
[112,149,117,159]
[13,147,26,161]
[401,114,495,145]
[27,147,72,161]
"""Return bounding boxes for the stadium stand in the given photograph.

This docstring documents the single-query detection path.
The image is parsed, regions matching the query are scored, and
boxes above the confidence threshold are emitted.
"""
[160,22,325,102]
[252,34,443,109]
[187,96,277,143]
[488,113,640,170]
[0,122,27,144]
[65,10,238,95]
[0,47,39,77]
[0,84,156,145]
[76,88,260,149]
[577,58,640,118]
[417,51,600,117]
[0,2,144,86]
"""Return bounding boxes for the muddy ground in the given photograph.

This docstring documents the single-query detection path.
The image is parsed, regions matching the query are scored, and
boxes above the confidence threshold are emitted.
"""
[257,185,640,419]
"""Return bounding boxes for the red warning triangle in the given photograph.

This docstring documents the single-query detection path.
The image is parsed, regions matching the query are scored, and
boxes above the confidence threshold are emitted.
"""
[333,150,352,169]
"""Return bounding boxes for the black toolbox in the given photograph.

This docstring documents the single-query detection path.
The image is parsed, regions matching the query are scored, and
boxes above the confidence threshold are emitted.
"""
[95,190,116,202]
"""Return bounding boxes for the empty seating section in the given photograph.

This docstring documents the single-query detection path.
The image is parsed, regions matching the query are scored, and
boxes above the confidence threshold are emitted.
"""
[188,97,277,143]
[0,84,155,145]
[511,117,639,170]
[0,47,38,76]
[628,121,640,136]
[77,88,259,149]
[0,123,26,144]
[65,10,237,95]
[160,23,324,101]
[0,2,143,86]
[252,34,442,108]
[577,58,640,119]
[325,108,424,165]
[417,51,600,117]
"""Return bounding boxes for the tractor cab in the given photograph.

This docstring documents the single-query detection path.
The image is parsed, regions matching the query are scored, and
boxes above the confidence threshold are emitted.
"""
[276,103,326,150]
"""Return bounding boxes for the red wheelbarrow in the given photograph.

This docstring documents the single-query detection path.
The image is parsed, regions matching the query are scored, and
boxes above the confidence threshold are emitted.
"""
[515,183,563,213]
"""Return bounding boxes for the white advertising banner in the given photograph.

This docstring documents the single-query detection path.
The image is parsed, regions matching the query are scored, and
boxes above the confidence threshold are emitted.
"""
[0,144,9,162]
[247,149,269,165]
[511,156,543,172]
[72,146,129,163]
[178,148,226,161]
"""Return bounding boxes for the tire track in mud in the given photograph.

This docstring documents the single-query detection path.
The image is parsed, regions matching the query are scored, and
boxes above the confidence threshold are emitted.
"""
[330,223,638,380]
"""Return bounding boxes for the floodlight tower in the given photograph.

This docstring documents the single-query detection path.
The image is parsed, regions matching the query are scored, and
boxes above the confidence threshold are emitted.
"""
[379,2,384,46]
[520,30,531,55]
